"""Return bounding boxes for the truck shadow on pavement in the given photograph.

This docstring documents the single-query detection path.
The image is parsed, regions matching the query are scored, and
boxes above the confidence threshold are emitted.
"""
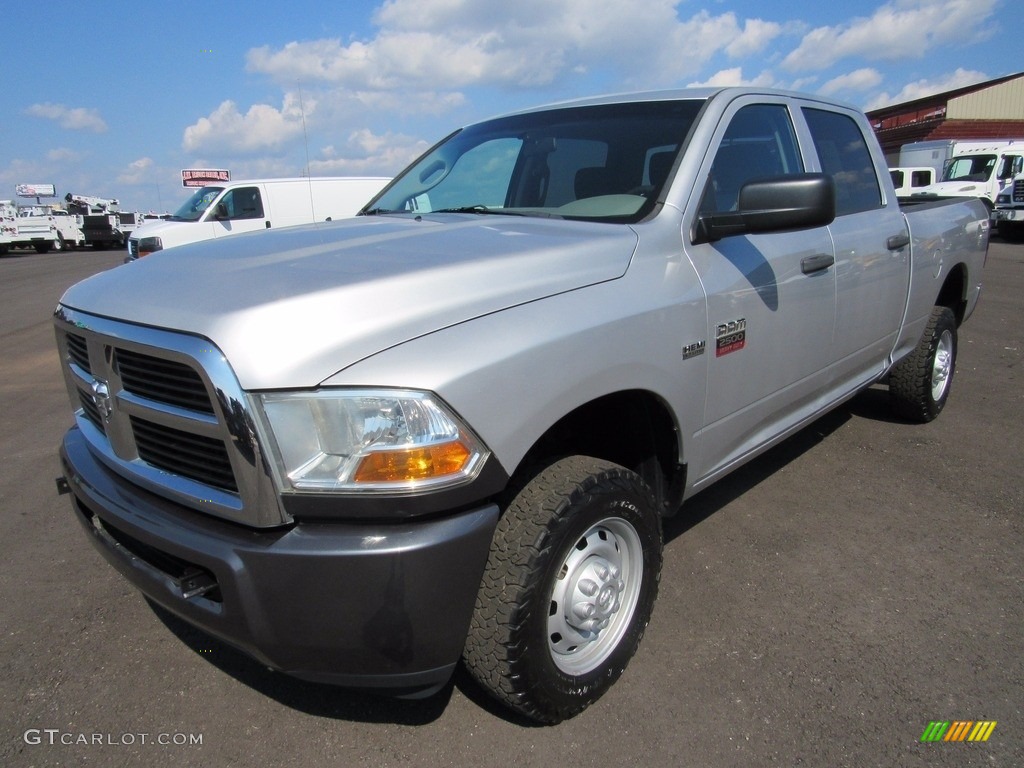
[147,599,455,725]
[147,385,901,726]
[662,382,912,546]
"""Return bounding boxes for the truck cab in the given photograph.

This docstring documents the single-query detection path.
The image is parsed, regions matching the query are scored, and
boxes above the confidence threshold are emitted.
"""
[913,142,1024,209]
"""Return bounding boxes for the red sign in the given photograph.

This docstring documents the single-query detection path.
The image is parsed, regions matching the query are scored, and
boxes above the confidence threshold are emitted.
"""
[181,169,230,188]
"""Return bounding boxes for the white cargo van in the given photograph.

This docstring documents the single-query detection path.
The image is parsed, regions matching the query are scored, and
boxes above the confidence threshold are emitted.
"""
[126,176,390,260]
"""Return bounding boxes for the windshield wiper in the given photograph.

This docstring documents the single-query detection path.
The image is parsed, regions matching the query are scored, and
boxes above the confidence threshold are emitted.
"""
[435,205,530,216]
[359,207,404,216]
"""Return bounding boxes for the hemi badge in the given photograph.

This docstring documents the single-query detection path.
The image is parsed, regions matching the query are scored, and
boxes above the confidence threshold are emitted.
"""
[683,340,706,360]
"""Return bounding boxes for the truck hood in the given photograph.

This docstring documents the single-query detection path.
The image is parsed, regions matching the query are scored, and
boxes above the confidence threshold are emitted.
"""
[915,181,990,197]
[61,215,639,389]
[129,219,201,248]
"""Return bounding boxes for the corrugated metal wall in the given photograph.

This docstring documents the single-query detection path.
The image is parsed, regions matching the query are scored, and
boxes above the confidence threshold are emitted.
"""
[948,78,1024,119]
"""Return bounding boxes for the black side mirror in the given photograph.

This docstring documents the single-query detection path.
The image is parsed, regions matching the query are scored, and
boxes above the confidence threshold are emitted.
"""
[694,173,836,244]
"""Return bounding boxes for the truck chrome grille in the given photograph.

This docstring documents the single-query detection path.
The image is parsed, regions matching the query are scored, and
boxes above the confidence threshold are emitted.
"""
[1014,179,1024,204]
[78,390,106,434]
[130,416,238,492]
[54,306,287,528]
[66,332,91,373]
[116,349,215,414]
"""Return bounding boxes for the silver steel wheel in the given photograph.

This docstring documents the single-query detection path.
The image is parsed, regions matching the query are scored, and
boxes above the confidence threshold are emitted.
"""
[931,329,954,403]
[547,517,644,675]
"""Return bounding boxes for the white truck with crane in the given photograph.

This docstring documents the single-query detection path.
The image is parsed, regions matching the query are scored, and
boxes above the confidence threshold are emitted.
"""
[65,193,138,249]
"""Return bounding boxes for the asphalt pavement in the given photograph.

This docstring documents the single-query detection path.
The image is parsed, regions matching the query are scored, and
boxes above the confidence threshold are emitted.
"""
[1,241,1021,767]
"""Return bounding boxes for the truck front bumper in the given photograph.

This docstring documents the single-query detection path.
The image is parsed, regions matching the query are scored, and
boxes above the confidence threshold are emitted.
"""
[60,427,499,695]
[993,208,1023,222]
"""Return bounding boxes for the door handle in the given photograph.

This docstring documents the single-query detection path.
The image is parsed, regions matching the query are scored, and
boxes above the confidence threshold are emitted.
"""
[887,232,910,250]
[801,253,834,274]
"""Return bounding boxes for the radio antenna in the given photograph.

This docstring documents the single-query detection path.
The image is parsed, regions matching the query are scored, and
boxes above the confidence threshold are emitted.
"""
[296,81,318,232]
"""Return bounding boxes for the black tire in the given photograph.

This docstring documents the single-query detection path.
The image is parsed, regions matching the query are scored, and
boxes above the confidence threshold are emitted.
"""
[463,455,662,723]
[33,242,52,254]
[52,235,64,252]
[889,306,957,422]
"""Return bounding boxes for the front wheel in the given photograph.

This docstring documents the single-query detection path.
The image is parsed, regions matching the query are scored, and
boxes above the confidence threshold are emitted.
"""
[889,306,957,422]
[463,456,662,723]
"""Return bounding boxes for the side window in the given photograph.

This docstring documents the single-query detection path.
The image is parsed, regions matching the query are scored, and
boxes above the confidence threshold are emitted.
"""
[803,109,882,216]
[220,187,264,220]
[700,104,803,214]
[911,170,932,187]
[998,155,1023,181]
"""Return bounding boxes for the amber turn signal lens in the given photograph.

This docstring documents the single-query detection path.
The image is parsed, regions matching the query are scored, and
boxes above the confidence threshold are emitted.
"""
[353,440,472,484]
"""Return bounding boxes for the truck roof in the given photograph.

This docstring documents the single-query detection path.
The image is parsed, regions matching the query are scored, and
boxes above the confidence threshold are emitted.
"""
[483,86,862,123]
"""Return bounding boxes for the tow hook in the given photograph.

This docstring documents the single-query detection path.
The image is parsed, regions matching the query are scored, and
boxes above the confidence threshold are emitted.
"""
[55,477,71,496]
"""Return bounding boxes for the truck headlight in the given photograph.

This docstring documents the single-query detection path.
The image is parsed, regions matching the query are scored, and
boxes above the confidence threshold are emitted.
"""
[255,389,488,493]
[138,237,163,257]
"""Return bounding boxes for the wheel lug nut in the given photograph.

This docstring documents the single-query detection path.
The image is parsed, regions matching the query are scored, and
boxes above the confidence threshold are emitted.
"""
[578,579,598,596]
[596,565,609,580]
[574,602,597,619]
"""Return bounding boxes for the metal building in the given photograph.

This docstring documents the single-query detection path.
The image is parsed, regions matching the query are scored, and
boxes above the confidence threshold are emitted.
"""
[868,71,1024,164]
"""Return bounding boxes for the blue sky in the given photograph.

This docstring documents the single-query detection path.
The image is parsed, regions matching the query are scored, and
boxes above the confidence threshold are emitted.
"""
[3,0,1017,213]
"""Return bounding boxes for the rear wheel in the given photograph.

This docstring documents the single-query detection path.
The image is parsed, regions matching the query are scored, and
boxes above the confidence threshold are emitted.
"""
[463,456,662,723]
[889,306,957,422]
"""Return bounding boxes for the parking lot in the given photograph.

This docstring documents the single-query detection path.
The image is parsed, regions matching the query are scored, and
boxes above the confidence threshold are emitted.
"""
[1,240,1021,767]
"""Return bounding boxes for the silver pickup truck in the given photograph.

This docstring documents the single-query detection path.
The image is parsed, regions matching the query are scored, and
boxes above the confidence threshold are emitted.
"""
[54,87,987,723]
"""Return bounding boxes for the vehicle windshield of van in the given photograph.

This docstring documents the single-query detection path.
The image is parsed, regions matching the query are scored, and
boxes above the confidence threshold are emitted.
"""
[364,100,704,223]
[171,187,224,222]
[942,155,995,183]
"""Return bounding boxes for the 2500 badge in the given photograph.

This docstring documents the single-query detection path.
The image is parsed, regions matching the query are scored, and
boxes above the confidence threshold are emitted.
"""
[716,318,746,357]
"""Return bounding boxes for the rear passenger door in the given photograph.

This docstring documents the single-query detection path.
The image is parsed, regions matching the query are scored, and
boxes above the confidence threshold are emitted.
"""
[798,105,910,393]
[684,98,837,483]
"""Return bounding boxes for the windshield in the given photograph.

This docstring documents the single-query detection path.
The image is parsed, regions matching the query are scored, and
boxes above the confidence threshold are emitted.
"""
[365,100,703,223]
[171,186,224,222]
[942,155,995,183]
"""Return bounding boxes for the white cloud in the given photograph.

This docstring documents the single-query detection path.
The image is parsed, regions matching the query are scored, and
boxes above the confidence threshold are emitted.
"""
[687,68,778,89]
[782,0,999,72]
[819,68,884,97]
[25,103,107,133]
[247,1,788,93]
[725,18,785,58]
[864,68,989,111]
[309,129,430,176]
[47,148,80,162]
[117,157,155,185]
[182,93,314,154]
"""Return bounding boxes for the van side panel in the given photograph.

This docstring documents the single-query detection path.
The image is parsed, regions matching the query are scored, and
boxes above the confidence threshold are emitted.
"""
[265,179,390,228]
